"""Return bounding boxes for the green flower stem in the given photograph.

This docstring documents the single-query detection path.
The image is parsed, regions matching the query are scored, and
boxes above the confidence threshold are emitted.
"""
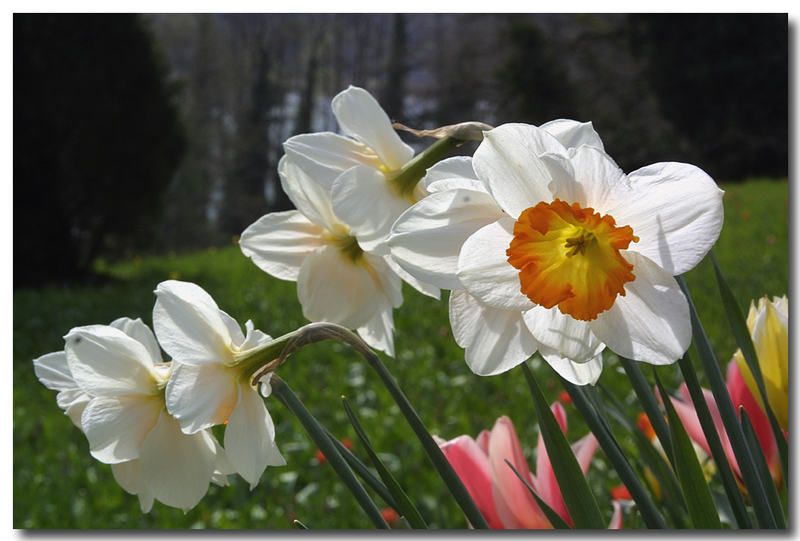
[271,376,390,529]
[676,353,752,529]
[676,275,777,528]
[560,377,668,528]
[389,136,464,198]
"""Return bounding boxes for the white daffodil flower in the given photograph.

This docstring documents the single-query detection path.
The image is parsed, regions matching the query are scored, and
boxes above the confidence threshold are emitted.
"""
[153,280,285,489]
[240,155,415,357]
[388,121,723,383]
[50,317,230,512]
[283,85,421,256]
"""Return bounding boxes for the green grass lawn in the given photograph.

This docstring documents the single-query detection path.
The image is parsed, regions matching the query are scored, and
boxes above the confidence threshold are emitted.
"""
[13,178,788,529]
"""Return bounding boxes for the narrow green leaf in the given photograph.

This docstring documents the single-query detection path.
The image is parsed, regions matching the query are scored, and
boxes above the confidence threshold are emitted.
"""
[323,428,399,510]
[504,459,571,529]
[292,519,309,529]
[676,354,752,528]
[521,363,605,529]
[709,251,788,479]
[740,408,786,528]
[271,377,390,529]
[560,377,668,528]
[342,396,429,529]
[677,275,777,528]
[655,373,721,529]
[618,355,675,464]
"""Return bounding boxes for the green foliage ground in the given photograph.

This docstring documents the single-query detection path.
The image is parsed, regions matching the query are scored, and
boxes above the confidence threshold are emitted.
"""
[13,178,788,529]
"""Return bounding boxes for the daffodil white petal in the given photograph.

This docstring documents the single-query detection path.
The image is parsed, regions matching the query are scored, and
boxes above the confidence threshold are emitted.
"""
[57,389,91,428]
[541,119,605,151]
[457,218,535,311]
[165,362,239,434]
[608,162,724,275]
[297,245,392,329]
[64,326,157,397]
[139,411,218,512]
[240,210,326,281]
[81,395,162,464]
[277,156,340,232]
[240,320,273,351]
[153,281,233,366]
[111,460,154,513]
[110,317,163,364]
[331,86,414,171]
[224,385,285,489]
[283,132,384,186]
[550,145,628,213]
[389,188,505,290]
[523,306,605,364]
[33,351,74,391]
[330,165,411,254]
[418,156,482,193]
[449,289,539,376]
[383,255,440,300]
[218,309,246,346]
[472,123,565,217]
[356,301,396,357]
[538,345,604,386]
[589,251,690,365]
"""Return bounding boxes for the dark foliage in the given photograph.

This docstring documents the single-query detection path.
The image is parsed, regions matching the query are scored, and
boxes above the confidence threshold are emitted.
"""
[14,14,185,286]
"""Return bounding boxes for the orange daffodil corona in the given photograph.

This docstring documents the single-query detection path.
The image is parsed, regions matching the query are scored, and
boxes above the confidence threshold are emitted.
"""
[388,122,724,381]
[240,86,438,357]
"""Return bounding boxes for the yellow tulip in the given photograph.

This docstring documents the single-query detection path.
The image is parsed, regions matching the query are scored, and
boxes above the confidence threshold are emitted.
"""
[733,295,788,431]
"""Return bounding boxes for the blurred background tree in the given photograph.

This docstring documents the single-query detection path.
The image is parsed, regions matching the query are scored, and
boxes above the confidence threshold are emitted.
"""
[13,13,788,287]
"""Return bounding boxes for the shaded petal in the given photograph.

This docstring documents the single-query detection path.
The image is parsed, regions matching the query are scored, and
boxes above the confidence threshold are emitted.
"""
[139,411,218,511]
[553,145,628,213]
[224,385,285,489]
[489,416,551,529]
[437,435,505,529]
[523,305,604,364]
[751,298,789,429]
[356,300,396,357]
[331,165,410,254]
[81,395,162,464]
[458,218,535,311]
[590,251,690,365]
[278,155,340,232]
[110,317,163,364]
[57,389,91,428]
[541,119,605,151]
[473,123,564,217]
[449,289,538,376]
[297,245,395,329]
[418,156,483,194]
[538,346,604,386]
[153,280,233,366]
[383,254,440,299]
[33,351,75,391]
[165,362,239,434]
[64,325,157,397]
[609,162,724,275]
[331,86,414,171]
[608,500,624,529]
[283,131,384,187]
[240,210,325,281]
[389,188,505,290]
[111,460,154,513]
[571,433,599,476]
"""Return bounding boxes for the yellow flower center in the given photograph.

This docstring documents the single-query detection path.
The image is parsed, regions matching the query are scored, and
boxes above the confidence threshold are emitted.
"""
[506,199,639,321]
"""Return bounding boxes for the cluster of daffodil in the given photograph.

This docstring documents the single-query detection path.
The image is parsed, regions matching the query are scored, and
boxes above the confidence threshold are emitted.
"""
[34,86,787,528]
[34,280,285,512]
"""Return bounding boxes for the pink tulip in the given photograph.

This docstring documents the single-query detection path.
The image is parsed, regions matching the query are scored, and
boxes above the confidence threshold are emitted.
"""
[436,404,623,529]
[665,360,781,485]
